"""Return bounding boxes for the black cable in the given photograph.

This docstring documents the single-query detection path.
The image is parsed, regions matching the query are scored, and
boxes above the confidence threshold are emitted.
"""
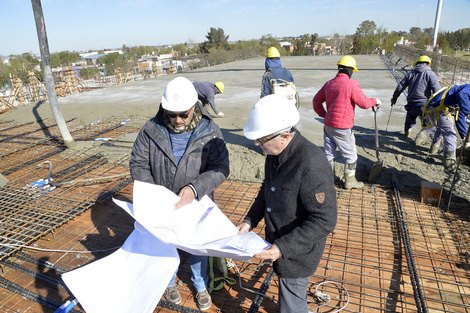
[0,276,81,313]
[15,250,69,273]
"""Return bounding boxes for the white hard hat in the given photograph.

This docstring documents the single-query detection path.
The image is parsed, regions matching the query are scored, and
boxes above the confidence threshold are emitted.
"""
[161,77,198,111]
[244,94,300,140]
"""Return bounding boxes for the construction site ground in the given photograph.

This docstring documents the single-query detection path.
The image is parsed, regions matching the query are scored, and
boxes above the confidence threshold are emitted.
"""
[0,55,469,312]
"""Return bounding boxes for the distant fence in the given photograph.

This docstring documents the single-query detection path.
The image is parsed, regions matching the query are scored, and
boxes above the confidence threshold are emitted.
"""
[0,49,259,113]
[394,44,470,86]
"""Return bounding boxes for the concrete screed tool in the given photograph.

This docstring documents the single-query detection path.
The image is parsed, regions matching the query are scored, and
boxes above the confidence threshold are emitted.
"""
[369,107,383,182]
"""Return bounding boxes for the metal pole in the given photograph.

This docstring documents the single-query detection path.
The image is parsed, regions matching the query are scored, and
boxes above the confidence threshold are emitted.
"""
[446,128,470,211]
[432,0,443,49]
[31,0,75,148]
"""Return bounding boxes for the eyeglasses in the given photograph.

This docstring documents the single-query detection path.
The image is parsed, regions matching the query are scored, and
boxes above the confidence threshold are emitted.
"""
[256,133,281,146]
[166,109,191,119]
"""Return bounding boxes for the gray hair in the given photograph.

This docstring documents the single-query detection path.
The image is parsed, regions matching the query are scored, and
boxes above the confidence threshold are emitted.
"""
[273,126,297,137]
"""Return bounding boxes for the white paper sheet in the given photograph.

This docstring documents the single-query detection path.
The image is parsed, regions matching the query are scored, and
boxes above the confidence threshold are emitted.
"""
[62,222,179,313]
[62,181,270,313]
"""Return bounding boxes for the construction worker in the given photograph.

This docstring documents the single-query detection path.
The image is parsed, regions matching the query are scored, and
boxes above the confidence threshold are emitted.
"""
[129,77,230,311]
[391,55,441,143]
[238,94,337,313]
[260,47,294,98]
[313,56,381,189]
[193,81,225,117]
[423,84,470,171]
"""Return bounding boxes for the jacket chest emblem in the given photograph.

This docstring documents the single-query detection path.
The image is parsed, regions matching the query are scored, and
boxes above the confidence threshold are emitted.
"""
[315,192,325,204]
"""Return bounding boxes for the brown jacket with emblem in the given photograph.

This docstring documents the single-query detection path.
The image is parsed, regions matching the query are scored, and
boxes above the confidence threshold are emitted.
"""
[243,131,337,278]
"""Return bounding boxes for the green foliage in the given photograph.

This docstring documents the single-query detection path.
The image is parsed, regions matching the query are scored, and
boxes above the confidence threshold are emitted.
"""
[199,27,230,53]
[100,52,126,66]
[50,51,81,67]
[292,34,311,56]
[78,67,99,79]
[443,28,470,50]
[353,20,378,54]
[122,45,156,59]
[259,34,280,48]
[356,20,377,37]
[7,53,41,75]
[172,44,188,55]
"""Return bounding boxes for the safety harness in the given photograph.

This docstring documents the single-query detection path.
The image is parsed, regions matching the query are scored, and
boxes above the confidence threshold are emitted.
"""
[208,257,236,291]
[422,86,459,129]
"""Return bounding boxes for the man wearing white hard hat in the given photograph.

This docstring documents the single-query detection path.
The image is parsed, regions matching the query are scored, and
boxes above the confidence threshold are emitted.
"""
[129,76,230,311]
[237,95,337,313]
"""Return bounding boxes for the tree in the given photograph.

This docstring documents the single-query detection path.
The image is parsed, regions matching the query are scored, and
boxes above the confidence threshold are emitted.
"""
[353,20,378,54]
[8,54,40,74]
[100,52,125,66]
[356,20,377,37]
[409,27,422,37]
[50,51,80,67]
[292,34,312,56]
[199,27,229,53]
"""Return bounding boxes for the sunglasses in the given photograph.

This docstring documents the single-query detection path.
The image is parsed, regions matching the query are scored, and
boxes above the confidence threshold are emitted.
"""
[165,109,191,119]
[256,133,281,146]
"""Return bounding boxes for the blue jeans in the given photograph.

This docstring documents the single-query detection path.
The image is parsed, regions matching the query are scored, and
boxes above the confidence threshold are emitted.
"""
[168,254,208,292]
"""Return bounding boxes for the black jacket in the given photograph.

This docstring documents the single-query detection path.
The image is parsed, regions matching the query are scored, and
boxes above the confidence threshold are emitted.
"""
[243,132,337,278]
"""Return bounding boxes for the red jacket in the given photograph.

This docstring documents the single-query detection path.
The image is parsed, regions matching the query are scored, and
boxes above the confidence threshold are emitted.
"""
[313,73,377,129]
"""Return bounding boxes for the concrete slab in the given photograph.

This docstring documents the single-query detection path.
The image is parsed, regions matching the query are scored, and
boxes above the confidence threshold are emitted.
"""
[1,55,469,201]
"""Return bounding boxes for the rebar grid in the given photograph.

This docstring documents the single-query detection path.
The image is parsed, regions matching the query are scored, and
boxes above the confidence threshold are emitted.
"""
[0,118,469,312]
[398,192,470,312]
[213,181,470,313]
[0,119,133,264]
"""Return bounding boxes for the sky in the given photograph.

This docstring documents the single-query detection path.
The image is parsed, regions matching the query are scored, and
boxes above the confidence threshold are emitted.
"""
[1,0,469,56]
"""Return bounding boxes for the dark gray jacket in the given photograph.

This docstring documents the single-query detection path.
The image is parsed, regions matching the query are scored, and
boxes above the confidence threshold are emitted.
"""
[392,63,441,106]
[129,102,229,200]
[243,132,337,278]
[193,81,221,115]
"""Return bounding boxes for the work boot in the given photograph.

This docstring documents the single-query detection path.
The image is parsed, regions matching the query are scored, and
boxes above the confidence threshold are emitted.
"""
[328,159,339,183]
[443,150,457,172]
[429,140,442,155]
[196,289,212,311]
[344,162,364,189]
[404,128,410,138]
[163,285,182,305]
[415,129,427,145]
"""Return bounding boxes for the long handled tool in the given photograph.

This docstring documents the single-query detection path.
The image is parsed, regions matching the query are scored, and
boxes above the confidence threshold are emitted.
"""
[386,104,393,131]
[446,129,470,210]
[369,108,383,182]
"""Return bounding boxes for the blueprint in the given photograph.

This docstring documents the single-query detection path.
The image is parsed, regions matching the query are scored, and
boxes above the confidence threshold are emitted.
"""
[62,180,269,313]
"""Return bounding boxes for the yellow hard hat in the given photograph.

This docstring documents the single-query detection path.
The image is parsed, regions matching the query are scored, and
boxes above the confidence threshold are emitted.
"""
[266,47,281,59]
[337,56,358,72]
[413,55,431,67]
[215,81,224,93]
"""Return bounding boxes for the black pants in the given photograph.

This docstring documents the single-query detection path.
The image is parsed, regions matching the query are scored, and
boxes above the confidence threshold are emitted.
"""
[278,276,310,312]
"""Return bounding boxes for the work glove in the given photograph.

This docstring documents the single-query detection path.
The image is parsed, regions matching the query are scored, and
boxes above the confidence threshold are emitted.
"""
[372,99,381,112]
[405,104,410,111]
[390,98,396,106]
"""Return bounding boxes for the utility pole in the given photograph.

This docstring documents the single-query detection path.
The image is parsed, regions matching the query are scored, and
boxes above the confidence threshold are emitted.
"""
[432,0,443,50]
[31,0,75,148]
